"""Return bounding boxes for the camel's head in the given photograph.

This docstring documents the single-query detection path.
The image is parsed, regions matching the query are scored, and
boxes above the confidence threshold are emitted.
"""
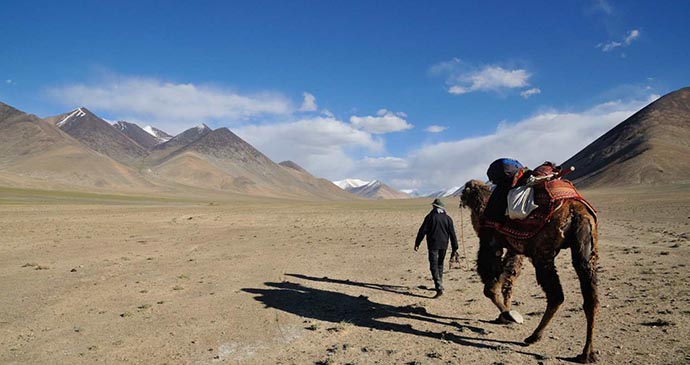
[459,179,492,212]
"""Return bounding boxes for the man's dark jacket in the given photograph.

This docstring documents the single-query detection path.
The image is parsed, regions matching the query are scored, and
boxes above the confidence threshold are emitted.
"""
[415,208,459,251]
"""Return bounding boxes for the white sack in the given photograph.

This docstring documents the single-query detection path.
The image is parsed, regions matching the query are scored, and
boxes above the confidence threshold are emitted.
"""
[506,186,539,220]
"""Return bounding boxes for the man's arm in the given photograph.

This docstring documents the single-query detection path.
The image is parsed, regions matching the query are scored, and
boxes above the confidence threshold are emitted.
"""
[448,216,459,252]
[414,214,429,251]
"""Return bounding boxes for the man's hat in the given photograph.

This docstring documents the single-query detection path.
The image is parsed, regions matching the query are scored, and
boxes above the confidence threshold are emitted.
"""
[431,198,446,208]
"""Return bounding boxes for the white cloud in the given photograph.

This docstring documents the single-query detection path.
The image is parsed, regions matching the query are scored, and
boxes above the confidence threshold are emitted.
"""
[361,156,409,169]
[593,0,614,14]
[520,88,541,99]
[599,29,641,52]
[299,92,318,112]
[5,79,14,85]
[425,125,447,133]
[624,29,640,44]
[600,41,622,52]
[431,58,532,95]
[46,74,292,133]
[235,116,383,179]
[448,85,469,95]
[349,109,413,134]
[351,94,658,193]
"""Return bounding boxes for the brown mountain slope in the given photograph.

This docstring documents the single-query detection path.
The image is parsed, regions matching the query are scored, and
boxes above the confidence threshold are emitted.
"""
[279,160,357,200]
[279,160,308,173]
[113,121,161,149]
[47,108,148,166]
[0,103,147,190]
[144,124,212,166]
[563,87,690,187]
[151,128,305,196]
[151,128,352,198]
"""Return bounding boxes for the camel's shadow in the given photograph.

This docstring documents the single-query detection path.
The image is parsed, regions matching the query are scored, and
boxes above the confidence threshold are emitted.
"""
[242,280,543,357]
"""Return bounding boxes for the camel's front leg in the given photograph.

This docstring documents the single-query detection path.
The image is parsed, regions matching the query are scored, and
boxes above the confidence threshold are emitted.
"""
[500,251,524,310]
[525,258,564,344]
[477,230,509,314]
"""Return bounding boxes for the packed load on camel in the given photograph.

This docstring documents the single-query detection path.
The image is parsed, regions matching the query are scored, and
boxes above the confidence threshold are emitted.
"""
[484,159,593,229]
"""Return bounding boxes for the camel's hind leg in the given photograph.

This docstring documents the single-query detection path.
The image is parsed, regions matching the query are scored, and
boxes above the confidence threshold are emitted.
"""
[500,252,524,310]
[525,258,564,344]
[477,230,509,313]
[571,213,599,363]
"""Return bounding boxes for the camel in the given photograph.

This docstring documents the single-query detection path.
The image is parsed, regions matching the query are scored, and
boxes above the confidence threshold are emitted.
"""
[460,179,599,363]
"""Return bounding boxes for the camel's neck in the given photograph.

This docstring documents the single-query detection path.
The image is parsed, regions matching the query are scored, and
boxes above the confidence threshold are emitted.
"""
[467,199,487,235]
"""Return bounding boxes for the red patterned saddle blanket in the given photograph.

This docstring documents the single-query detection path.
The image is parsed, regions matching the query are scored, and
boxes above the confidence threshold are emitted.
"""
[483,179,597,240]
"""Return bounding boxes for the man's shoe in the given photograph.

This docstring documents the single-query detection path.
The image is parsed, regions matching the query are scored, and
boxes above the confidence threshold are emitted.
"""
[433,290,444,299]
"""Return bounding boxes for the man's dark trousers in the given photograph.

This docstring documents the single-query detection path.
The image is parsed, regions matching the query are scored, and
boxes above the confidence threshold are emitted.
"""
[428,249,447,292]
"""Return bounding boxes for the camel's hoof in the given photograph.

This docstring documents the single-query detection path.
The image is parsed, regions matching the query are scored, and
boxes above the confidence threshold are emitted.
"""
[524,333,542,345]
[574,352,598,363]
[503,310,524,324]
[494,313,511,324]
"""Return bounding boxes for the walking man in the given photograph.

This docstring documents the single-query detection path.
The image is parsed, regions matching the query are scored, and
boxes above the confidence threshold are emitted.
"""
[414,198,459,298]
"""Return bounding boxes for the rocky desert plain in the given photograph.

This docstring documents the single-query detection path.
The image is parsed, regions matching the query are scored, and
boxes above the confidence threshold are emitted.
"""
[1,186,689,365]
[1,88,690,364]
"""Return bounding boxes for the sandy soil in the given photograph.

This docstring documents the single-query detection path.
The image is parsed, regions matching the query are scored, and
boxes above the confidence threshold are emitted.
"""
[1,187,689,364]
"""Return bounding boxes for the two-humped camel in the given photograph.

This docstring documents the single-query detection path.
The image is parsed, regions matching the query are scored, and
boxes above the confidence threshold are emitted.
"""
[460,179,599,363]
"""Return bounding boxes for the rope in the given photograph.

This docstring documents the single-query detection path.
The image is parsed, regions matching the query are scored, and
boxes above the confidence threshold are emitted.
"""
[460,206,468,271]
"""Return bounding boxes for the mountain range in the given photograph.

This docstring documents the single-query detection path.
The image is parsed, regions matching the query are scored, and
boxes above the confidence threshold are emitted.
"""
[335,179,462,199]
[333,179,410,199]
[0,103,355,199]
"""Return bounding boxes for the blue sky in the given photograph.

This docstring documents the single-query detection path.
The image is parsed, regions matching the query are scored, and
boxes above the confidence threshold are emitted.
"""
[1,1,689,192]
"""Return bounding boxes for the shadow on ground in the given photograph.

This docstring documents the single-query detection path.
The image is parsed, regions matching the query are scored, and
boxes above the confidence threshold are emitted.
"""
[243,280,544,359]
[285,273,432,299]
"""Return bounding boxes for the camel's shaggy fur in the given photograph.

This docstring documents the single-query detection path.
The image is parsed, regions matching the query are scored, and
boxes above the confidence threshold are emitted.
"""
[460,179,599,363]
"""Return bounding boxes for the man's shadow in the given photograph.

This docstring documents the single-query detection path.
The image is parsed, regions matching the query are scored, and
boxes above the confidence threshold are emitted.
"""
[284,273,432,299]
[243,281,541,356]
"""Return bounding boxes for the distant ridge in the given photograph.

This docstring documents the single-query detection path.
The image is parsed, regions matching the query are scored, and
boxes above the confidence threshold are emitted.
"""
[425,186,462,198]
[333,178,371,190]
[341,180,410,199]
[113,121,161,149]
[149,128,355,198]
[279,160,308,173]
[145,124,212,165]
[279,161,356,199]
[563,87,690,187]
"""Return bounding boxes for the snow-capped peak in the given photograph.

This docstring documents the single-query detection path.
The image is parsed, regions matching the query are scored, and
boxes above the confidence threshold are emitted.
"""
[56,107,87,127]
[333,178,371,189]
[425,186,462,198]
[400,189,419,197]
[443,186,461,196]
[143,125,157,136]
[196,124,208,131]
[365,180,381,188]
[143,125,172,142]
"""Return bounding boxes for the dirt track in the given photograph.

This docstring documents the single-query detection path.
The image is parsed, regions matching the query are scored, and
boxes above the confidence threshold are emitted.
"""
[1,188,689,364]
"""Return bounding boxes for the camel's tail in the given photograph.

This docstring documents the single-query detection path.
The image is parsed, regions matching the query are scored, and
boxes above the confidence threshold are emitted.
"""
[571,206,598,265]
[570,207,599,291]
